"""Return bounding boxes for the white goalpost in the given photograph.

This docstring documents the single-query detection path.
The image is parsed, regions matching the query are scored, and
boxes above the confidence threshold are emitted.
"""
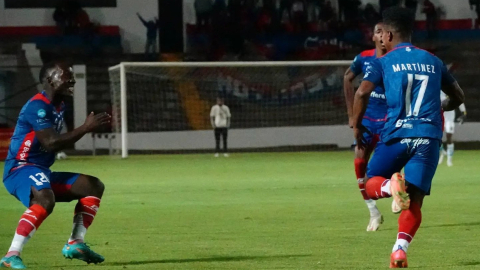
[109,61,352,158]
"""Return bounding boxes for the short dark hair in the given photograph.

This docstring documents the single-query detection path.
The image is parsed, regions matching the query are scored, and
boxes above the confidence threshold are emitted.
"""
[382,7,415,38]
[39,61,59,83]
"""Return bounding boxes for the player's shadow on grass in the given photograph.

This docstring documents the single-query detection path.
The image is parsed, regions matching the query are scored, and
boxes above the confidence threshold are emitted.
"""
[103,254,311,266]
[459,261,480,266]
[422,221,480,229]
[383,221,480,231]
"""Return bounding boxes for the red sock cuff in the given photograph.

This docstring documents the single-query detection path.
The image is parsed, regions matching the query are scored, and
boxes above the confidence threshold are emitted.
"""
[354,158,367,179]
[17,204,48,236]
[75,196,101,229]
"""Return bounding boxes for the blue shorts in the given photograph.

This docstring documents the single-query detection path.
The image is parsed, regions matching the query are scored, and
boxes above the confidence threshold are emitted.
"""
[3,165,80,207]
[353,118,385,148]
[367,138,441,194]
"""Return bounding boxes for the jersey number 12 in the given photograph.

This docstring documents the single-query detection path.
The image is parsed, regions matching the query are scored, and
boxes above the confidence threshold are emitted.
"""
[405,74,429,117]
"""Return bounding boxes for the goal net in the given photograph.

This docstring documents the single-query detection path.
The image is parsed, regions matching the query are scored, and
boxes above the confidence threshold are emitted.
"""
[109,61,352,158]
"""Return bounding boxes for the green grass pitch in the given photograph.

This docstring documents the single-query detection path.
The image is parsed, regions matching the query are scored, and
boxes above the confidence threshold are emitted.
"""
[1,151,479,269]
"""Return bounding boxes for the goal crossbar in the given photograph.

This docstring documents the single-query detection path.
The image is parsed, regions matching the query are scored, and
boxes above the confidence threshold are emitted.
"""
[108,60,352,71]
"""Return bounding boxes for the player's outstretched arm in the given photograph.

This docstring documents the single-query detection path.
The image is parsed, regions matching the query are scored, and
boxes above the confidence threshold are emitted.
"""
[343,67,357,128]
[36,112,111,152]
[352,81,375,148]
[353,80,375,128]
[441,81,465,112]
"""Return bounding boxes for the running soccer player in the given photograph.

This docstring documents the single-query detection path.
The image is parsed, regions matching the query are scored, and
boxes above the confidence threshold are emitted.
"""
[352,7,465,268]
[344,22,387,232]
[1,61,111,269]
[438,90,467,167]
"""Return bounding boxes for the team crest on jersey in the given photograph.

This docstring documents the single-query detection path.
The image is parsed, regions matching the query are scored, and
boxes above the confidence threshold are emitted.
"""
[37,109,46,118]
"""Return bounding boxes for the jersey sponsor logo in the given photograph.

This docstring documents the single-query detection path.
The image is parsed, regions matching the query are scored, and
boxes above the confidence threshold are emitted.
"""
[392,63,436,74]
[16,132,35,161]
[363,65,373,79]
[370,91,386,100]
[401,138,431,148]
[395,117,433,129]
[36,118,50,124]
[37,109,46,118]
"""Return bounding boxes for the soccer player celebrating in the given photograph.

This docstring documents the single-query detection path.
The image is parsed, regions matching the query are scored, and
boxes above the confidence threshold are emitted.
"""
[438,90,467,167]
[210,97,231,157]
[352,7,464,268]
[1,61,110,269]
[344,22,388,231]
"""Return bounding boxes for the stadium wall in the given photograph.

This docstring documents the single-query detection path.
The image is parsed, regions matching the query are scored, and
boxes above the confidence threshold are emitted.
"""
[78,123,480,152]
[183,0,477,25]
[0,0,158,53]
[361,0,476,20]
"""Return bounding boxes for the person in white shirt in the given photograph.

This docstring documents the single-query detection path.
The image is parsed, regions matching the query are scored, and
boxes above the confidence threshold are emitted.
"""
[210,97,231,157]
[439,91,467,167]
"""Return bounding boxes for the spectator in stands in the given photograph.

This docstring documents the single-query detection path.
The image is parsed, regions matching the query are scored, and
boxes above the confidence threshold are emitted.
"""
[471,0,480,29]
[379,0,400,14]
[65,0,82,34]
[343,0,362,25]
[306,0,320,23]
[195,0,213,29]
[363,3,381,28]
[320,0,335,23]
[53,3,68,34]
[75,8,91,29]
[137,13,160,60]
[279,0,293,22]
[405,0,418,20]
[291,0,307,32]
[338,0,347,21]
[422,0,437,39]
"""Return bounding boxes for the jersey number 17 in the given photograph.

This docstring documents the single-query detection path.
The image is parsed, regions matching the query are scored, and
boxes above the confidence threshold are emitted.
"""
[405,74,429,117]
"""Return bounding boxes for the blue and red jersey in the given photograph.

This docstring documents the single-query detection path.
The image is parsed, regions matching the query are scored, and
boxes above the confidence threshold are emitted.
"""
[363,43,456,143]
[3,91,65,179]
[350,49,388,122]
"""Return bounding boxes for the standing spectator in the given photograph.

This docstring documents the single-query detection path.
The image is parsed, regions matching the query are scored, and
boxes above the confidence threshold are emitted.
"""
[320,0,335,23]
[405,0,418,20]
[306,0,320,23]
[210,97,231,157]
[195,0,213,29]
[279,0,292,20]
[471,0,480,29]
[422,0,437,39]
[291,0,307,32]
[137,13,160,60]
[53,3,68,34]
[338,0,347,21]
